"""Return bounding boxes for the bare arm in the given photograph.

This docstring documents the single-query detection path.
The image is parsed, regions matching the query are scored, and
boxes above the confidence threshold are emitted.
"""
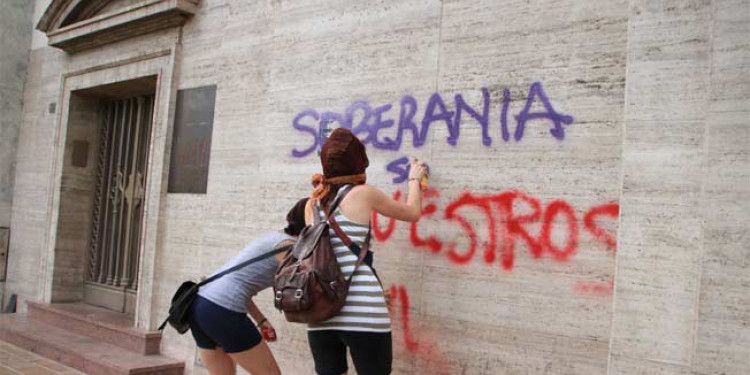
[305,198,314,225]
[369,159,427,222]
[247,298,274,333]
[246,298,265,324]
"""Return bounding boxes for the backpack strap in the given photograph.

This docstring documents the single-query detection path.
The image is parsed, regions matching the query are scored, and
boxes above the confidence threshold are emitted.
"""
[312,185,352,225]
[312,202,321,225]
[197,243,293,287]
[314,185,371,282]
[324,185,372,283]
[327,185,352,216]
[328,216,371,283]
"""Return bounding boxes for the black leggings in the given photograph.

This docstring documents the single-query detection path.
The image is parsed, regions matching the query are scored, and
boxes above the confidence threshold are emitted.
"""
[308,330,392,375]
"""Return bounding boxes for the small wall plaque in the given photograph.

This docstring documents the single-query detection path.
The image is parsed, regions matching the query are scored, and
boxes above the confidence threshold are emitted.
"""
[168,85,216,194]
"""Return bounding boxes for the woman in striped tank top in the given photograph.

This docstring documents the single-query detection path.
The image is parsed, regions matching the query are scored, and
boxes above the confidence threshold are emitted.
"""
[304,128,427,375]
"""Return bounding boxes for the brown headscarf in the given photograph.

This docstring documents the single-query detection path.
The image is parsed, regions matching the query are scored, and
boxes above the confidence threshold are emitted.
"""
[311,128,368,203]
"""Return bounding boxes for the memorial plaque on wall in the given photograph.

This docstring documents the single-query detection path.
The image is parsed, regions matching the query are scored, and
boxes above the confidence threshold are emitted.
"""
[168,85,216,193]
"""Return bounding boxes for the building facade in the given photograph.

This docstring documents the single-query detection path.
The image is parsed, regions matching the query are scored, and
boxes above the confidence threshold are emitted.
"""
[1,0,748,374]
[0,0,35,305]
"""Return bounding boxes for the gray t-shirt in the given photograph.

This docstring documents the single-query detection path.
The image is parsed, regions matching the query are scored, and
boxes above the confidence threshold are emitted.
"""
[198,231,293,313]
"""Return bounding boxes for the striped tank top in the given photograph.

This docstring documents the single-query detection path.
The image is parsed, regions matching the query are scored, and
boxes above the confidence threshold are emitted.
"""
[307,188,392,333]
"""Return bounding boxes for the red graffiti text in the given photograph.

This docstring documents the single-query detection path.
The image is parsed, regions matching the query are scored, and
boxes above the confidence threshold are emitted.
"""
[373,188,618,270]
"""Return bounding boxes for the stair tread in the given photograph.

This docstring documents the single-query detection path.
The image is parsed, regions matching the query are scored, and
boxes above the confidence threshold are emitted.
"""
[28,302,158,338]
[0,314,183,372]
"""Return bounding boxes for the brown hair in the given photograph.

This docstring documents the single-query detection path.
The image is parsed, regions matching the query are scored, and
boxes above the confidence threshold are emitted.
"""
[284,198,309,236]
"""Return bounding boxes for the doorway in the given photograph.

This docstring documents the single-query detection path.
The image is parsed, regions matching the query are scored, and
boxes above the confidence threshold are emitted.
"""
[84,94,154,313]
[52,76,157,315]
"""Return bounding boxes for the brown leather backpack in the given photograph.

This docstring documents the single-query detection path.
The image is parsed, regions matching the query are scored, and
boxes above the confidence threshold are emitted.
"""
[273,186,370,323]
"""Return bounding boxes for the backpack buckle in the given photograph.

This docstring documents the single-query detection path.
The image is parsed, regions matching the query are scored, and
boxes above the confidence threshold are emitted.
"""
[295,289,304,299]
[275,291,282,301]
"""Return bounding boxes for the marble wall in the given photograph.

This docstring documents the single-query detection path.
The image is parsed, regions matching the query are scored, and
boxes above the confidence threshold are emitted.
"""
[0,0,34,228]
[4,0,749,374]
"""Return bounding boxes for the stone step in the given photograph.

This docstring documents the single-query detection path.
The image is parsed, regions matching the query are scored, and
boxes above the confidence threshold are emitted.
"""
[0,314,184,375]
[27,301,160,355]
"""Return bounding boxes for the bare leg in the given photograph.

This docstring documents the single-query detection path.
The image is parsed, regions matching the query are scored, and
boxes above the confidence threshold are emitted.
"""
[228,341,281,375]
[199,348,236,375]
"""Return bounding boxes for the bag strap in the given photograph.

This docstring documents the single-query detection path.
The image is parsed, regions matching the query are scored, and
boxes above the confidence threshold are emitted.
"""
[157,243,293,331]
[327,185,351,217]
[317,184,371,282]
[326,195,372,283]
[312,202,321,225]
[313,185,352,224]
[198,243,293,287]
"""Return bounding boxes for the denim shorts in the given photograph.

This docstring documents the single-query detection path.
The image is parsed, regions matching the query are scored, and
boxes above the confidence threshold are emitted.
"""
[189,295,262,353]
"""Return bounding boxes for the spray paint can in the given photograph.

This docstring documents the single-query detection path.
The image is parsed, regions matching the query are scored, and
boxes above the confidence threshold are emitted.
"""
[261,325,277,342]
[420,164,430,191]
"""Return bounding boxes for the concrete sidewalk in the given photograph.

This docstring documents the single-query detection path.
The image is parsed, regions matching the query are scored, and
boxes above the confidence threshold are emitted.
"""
[0,341,85,375]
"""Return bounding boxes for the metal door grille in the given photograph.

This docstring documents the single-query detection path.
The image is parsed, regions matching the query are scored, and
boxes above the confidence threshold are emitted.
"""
[87,95,154,292]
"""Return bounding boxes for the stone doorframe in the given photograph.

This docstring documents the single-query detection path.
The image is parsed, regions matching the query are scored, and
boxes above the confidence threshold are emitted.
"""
[41,48,179,330]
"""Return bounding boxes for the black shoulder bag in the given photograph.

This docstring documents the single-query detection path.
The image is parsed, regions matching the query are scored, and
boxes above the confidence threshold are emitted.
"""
[158,243,293,334]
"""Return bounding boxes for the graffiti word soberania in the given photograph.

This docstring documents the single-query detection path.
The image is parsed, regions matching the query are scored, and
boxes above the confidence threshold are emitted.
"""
[290,82,574,158]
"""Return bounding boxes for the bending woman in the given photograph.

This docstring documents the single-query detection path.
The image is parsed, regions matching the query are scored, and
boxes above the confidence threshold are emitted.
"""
[305,128,427,375]
[189,198,308,375]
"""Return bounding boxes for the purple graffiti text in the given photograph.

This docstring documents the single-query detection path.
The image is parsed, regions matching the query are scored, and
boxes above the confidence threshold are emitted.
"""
[290,82,574,158]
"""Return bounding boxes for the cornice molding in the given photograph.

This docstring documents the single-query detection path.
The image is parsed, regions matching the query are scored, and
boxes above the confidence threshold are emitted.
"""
[37,0,199,54]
